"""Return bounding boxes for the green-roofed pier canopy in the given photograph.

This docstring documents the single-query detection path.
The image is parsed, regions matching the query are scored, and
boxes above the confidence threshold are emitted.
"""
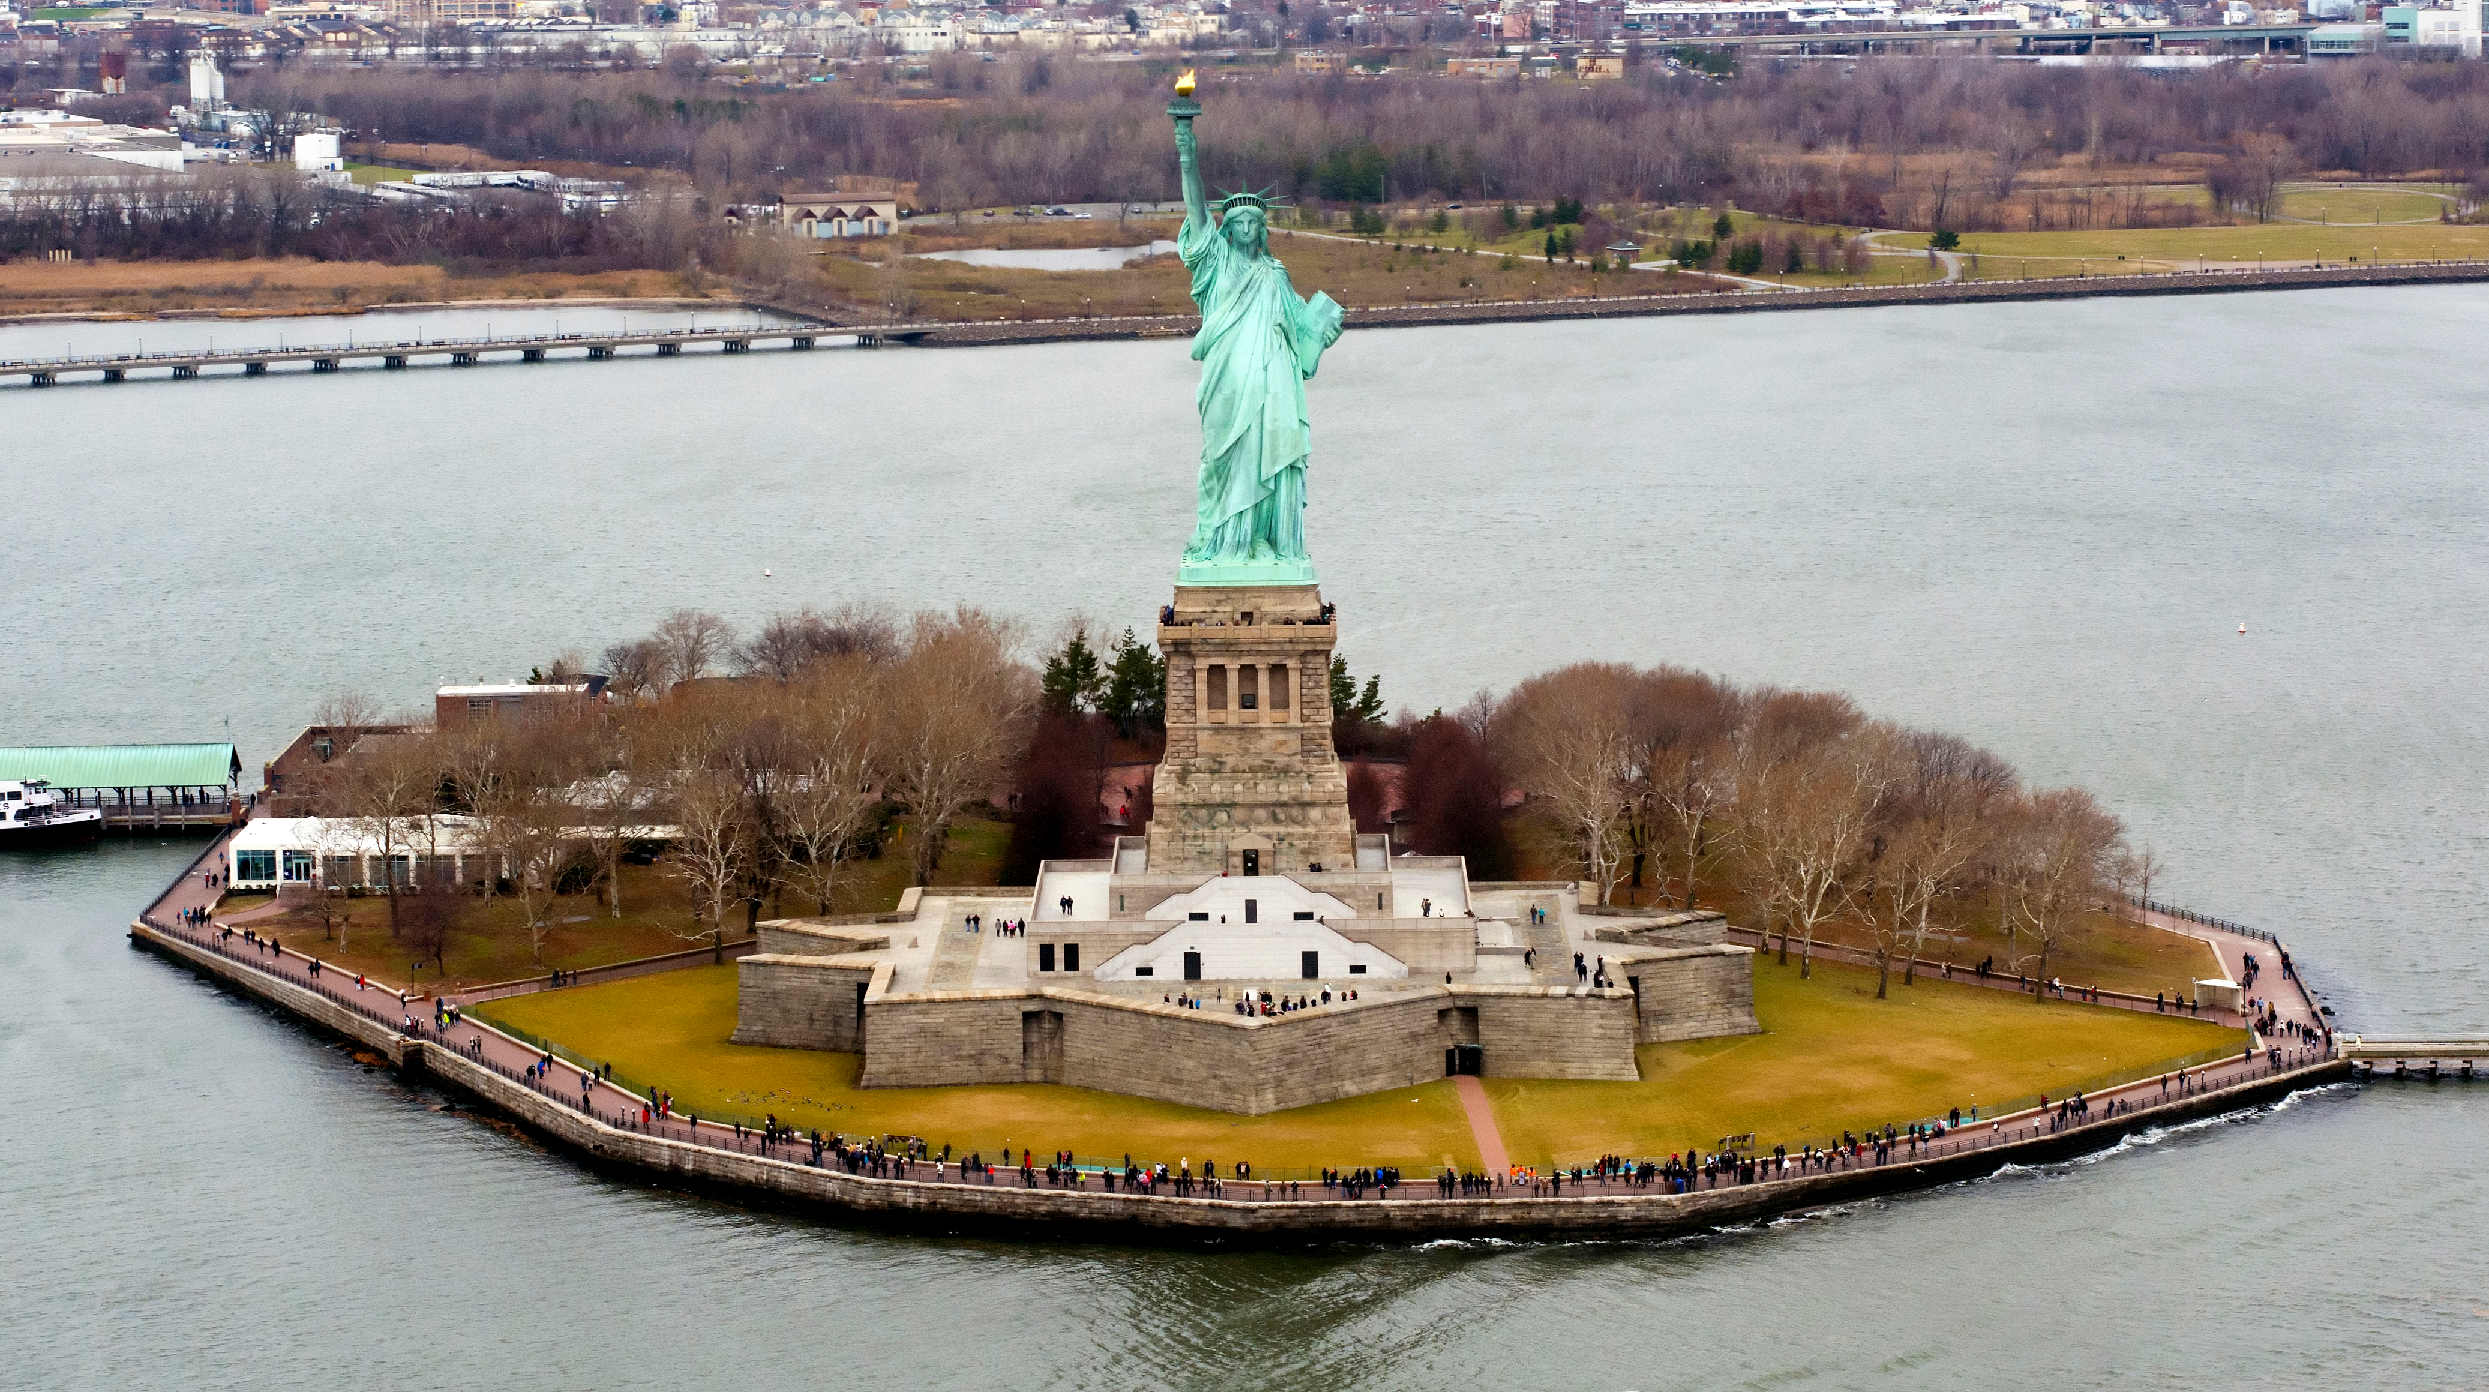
[0,743,244,833]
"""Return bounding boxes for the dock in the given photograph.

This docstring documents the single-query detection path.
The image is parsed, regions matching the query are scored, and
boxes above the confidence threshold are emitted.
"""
[0,323,880,388]
[2341,1038,2489,1080]
[0,743,245,833]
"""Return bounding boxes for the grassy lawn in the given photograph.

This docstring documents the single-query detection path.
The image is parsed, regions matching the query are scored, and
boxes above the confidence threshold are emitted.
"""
[344,162,424,186]
[475,965,1477,1176]
[2272,183,2457,224]
[221,816,1010,990]
[1510,815,2216,995]
[0,257,703,318]
[1954,221,2489,266]
[229,861,734,989]
[473,954,2236,1177]
[1485,957,2242,1167]
[819,229,1711,321]
[1786,909,2220,999]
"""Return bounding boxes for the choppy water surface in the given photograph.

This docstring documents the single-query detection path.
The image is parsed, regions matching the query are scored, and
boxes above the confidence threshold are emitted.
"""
[5,286,2487,1388]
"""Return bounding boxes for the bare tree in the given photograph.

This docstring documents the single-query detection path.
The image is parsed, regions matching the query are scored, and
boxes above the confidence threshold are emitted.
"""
[1737,725,1883,978]
[472,728,581,964]
[600,638,668,701]
[2003,787,2124,995]
[653,608,737,689]
[1493,663,1638,906]
[773,660,885,915]
[737,604,900,681]
[881,607,1031,885]
[668,766,752,961]
[1627,666,1742,908]
[332,729,439,940]
[1856,729,2006,998]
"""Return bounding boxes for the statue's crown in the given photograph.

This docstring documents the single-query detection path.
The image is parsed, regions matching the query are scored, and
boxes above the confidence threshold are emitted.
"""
[1218,186,1287,215]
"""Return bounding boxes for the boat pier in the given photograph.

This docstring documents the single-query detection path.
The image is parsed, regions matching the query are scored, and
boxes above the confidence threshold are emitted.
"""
[0,323,891,388]
[2342,1038,2489,1080]
[0,743,244,834]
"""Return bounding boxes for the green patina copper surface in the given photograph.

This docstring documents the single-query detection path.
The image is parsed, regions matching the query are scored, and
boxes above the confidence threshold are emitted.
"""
[1170,94,1343,587]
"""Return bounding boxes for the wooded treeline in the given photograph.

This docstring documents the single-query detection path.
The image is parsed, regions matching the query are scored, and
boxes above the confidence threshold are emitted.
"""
[0,167,784,274]
[1489,663,2141,998]
[310,604,2143,998]
[239,58,2489,225]
[301,605,1034,965]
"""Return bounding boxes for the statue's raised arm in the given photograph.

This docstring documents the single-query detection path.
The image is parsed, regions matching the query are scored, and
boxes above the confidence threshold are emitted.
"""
[1170,70,1209,233]
[1164,73,1343,587]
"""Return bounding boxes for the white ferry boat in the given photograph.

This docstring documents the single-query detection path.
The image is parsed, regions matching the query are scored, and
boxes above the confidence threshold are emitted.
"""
[0,779,105,846]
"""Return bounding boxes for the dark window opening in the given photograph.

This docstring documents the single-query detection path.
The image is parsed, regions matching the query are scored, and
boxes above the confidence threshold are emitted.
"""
[1136,965,1154,978]
[1189,911,1209,921]
[1244,898,1258,924]
[1064,943,1080,972]
[1293,910,1315,921]
[1301,950,1319,979]
[1349,963,1368,975]
[1038,942,1056,972]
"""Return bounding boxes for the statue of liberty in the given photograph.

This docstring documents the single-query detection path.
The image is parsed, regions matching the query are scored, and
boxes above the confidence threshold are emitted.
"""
[1168,72,1344,585]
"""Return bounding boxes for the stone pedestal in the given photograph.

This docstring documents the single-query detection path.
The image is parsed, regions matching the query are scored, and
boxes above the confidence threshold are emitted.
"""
[1146,584,1358,876]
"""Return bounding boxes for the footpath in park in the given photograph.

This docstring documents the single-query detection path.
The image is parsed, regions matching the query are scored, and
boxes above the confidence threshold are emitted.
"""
[135,846,2339,1225]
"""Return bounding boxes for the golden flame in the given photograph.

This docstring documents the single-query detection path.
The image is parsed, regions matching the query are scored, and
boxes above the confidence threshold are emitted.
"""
[1175,69,1197,97]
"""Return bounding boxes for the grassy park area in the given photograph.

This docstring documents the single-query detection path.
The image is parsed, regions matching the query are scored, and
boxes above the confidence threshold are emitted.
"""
[814,225,1724,322]
[220,816,1009,991]
[344,162,425,186]
[1485,958,2240,1167]
[477,964,1480,1174]
[1947,220,2489,272]
[475,953,2240,1176]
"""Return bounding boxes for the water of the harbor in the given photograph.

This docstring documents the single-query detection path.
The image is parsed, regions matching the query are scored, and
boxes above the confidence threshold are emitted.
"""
[4,287,2486,1388]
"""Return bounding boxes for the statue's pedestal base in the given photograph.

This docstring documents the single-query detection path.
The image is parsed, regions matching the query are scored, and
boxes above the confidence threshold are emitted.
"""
[1175,556,1317,587]
[1146,583,1358,877]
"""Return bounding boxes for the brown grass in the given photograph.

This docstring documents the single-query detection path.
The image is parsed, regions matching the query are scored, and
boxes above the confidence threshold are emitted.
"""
[0,258,709,318]
[813,229,1731,322]
[353,139,658,185]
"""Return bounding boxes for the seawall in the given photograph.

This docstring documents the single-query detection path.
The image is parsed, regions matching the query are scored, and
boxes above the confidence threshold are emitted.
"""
[861,260,2489,350]
[129,917,2345,1245]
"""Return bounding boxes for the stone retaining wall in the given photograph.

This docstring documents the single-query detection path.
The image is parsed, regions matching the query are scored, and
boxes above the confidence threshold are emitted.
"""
[131,917,2348,1244]
[731,954,877,1050]
[1620,946,1763,1044]
[877,261,2489,351]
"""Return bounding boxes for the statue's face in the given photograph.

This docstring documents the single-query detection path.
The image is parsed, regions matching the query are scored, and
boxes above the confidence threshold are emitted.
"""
[1222,206,1267,257]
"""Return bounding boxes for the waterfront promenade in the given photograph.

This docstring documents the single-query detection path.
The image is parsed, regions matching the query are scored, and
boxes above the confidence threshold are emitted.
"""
[135,846,2342,1235]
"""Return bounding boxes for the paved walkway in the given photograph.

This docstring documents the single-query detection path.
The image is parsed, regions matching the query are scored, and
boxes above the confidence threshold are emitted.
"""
[1452,1075,1509,1176]
[137,867,2337,1204]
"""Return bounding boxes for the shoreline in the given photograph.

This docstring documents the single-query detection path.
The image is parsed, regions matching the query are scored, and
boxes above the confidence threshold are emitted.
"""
[10,258,2483,344]
[871,259,2489,349]
[125,906,2347,1246]
[0,296,755,329]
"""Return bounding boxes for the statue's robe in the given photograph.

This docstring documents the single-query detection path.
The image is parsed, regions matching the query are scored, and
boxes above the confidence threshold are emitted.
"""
[1178,211,1343,566]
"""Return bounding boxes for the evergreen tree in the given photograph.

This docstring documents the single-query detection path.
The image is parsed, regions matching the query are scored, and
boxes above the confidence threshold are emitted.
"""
[1544,229,1558,262]
[1040,628,1105,717]
[1713,210,1736,240]
[1100,627,1166,738]
[1354,675,1384,725]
